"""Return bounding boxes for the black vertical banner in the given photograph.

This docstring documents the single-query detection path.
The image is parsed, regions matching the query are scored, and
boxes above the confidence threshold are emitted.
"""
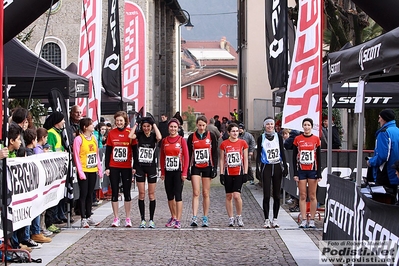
[265,0,288,89]
[102,0,122,100]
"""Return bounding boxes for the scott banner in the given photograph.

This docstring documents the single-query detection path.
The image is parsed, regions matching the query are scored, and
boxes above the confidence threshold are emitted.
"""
[323,174,399,264]
[282,0,322,136]
[4,152,68,236]
[265,0,288,89]
[123,1,146,113]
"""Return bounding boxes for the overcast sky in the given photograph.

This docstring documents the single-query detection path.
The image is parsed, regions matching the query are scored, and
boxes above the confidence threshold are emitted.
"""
[178,0,238,49]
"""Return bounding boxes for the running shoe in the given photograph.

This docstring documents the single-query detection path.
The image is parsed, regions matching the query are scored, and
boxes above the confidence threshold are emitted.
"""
[228,217,235,227]
[111,217,120,227]
[263,219,271,229]
[174,220,181,229]
[236,215,244,227]
[20,239,42,249]
[272,219,279,228]
[125,218,132,227]
[139,220,146,228]
[308,219,316,228]
[87,217,100,226]
[299,220,308,228]
[47,224,61,233]
[165,217,175,228]
[81,218,89,228]
[202,216,209,227]
[190,216,198,227]
[42,229,53,237]
[148,220,156,229]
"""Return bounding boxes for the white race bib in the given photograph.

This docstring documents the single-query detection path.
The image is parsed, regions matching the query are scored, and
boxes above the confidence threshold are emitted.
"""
[165,156,179,171]
[138,147,154,163]
[113,146,128,162]
[266,148,280,163]
[194,148,210,164]
[86,153,97,168]
[227,151,241,167]
[299,150,314,165]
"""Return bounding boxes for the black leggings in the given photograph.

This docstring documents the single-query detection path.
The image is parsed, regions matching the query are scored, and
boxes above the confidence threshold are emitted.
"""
[77,172,97,219]
[261,163,283,220]
[110,167,133,202]
[164,171,184,202]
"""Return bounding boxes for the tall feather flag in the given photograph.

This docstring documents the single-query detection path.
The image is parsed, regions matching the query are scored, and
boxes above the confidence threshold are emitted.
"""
[265,0,288,89]
[48,89,74,201]
[123,2,146,114]
[281,0,323,136]
[102,0,122,110]
[77,0,102,123]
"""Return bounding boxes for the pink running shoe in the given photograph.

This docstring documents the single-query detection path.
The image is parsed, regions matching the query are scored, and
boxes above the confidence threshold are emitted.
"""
[165,217,175,228]
[125,218,132,228]
[174,220,181,229]
[111,217,120,227]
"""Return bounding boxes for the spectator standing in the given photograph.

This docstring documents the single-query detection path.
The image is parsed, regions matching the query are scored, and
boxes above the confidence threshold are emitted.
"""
[43,112,68,232]
[187,116,218,227]
[219,123,248,227]
[69,105,83,138]
[158,114,169,140]
[214,115,221,132]
[104,111,135,227]
[207,117,221,140]
[129,117,162,228]
[292,118,321,228]
[321,117,341,149]
[238,123,256,184]
[159,118,189,229]
[256,117,288,228]
[24,129,52,244]
[367,109,399,199]
[33,128,55,236]
[73,118,103,228]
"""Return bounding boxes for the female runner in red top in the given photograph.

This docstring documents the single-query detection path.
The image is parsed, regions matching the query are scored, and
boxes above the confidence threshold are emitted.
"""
[219,123,248,227]
[186,116,218,227]
[160,118,189,229]
[104,111,135,227]
[292,118,321,228]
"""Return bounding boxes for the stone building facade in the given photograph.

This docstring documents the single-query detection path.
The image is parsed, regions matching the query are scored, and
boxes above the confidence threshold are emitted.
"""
[22,0,187,120]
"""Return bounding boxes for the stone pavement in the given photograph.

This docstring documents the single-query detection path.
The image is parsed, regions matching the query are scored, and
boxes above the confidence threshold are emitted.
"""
[22,178,328,266]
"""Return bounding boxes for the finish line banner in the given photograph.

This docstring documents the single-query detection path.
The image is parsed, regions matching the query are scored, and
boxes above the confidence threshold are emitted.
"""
[323,174,399,265]
[6,152,68,232]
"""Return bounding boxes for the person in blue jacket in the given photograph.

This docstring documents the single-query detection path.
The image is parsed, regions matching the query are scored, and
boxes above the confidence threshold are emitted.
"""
[367,109,399,200]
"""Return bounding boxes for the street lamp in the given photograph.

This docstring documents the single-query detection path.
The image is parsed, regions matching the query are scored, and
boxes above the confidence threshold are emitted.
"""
[181,9,194,31]
[218,84,229,98]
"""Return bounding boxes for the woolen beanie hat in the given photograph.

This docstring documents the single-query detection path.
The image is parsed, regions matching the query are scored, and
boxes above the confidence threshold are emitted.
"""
[379,109,395,122]
[43,112,65,130]
[238,123,245,129]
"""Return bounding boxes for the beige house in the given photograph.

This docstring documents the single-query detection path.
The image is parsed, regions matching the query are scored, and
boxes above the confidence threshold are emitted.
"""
[237,0,296,131]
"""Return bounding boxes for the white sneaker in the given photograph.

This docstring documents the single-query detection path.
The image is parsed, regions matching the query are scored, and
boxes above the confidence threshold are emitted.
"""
[272,219,279,228]
[111,217,120,227]
[308,219,316,228]
[87,217,100,226]
[81,218,89,228]
[299,220,307,228]
[263,219,271,228]
[236,215,244,227]
[228,217,235,227]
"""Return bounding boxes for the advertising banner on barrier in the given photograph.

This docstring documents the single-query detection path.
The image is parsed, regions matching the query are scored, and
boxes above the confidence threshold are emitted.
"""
[323,174,399,265]
[5,152,68,233]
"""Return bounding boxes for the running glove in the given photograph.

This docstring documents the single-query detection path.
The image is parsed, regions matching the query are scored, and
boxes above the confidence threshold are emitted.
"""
[220,174,225,186]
